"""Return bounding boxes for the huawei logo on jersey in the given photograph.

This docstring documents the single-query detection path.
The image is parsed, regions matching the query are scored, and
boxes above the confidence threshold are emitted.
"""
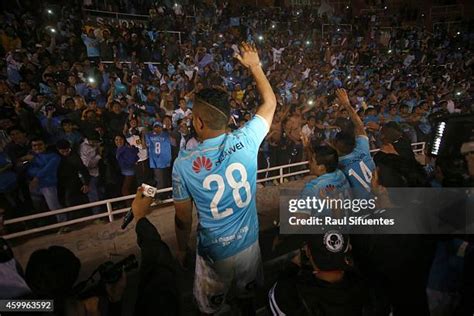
[192,156,212,173]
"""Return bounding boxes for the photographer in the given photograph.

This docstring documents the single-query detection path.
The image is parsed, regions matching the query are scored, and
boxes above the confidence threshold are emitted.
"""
[24,245,126,316]
[130,187,179,316]
[268,233,368,316]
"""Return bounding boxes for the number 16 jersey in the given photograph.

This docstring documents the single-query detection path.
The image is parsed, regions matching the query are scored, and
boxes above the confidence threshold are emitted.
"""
[172,115,269,262]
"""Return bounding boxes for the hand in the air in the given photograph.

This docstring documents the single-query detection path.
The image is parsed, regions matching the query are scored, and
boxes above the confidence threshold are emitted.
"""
[335,88,351,107]
[300,132,310,148]
[234,42,261,69]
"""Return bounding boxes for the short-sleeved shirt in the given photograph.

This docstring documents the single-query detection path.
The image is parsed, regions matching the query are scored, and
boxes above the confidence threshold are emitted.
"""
[145,132,171,169]
[300,170,351,216]
[338,136,376,199]
[172,115,269,261]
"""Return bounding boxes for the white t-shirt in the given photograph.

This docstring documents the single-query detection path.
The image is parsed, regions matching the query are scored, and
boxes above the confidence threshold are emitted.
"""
[302,68,311,80]
[301,124,315,138]
[172,108,193,127]
[126,129,148,162]
[272,47,285,63]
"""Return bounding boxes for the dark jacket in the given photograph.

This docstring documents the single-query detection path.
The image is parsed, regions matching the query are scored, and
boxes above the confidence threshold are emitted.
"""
[102,111,127,136]
[269,263,368,316]
[373,151,428,187]
[5,142,29,166]
[134,218,179,316]
[57,152,90,202]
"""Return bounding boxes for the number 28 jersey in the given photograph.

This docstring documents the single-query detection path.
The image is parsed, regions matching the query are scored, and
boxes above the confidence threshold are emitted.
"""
[172,115,269,261]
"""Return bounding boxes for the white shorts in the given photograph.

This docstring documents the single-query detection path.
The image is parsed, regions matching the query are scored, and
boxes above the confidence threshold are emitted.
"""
[193,241,263,314]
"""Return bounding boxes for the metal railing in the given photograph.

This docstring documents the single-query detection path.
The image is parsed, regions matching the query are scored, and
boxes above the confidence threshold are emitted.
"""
[83,8,150,21]
[3,142,426,240]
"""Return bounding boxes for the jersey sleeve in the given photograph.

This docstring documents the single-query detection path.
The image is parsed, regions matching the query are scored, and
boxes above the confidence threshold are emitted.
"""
[297,183,318,215]
[355,135,370,155]
[172,161,191,201]
[236,114,270,152]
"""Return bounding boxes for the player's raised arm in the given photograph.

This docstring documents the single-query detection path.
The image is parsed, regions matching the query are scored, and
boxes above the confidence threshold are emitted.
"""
[336,88,366,137]
[235,42,276,127]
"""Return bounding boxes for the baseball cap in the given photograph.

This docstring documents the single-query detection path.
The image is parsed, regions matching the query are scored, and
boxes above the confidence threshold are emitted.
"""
[153,121,163,128]
[306,231,353,271]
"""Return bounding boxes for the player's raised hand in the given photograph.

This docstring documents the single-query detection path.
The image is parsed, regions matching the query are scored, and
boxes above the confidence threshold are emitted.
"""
[335,88,351,107]
[234,42,260,69]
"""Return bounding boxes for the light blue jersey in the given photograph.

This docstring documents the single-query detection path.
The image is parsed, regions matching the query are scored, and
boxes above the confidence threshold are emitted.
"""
[145,132,171,169]
[80,34,100,58]
[338,136,376,199]
[300,170,351,216]
[173,115,269,261]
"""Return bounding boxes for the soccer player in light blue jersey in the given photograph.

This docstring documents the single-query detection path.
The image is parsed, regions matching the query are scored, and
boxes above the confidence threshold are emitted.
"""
[300,144,351,217]
[172,42,276,314]
[332,89,376,199]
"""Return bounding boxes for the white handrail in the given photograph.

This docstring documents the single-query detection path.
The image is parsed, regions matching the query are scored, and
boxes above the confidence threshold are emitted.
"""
[83,8,150,19]
[2,142,425,239]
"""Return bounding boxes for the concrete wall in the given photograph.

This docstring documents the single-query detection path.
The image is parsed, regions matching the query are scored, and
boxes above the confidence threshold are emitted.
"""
[11,180,307,279]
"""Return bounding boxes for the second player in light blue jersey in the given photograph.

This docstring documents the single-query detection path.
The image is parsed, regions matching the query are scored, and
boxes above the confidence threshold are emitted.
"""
[172,42,277,314]
[299,142,351,217]
[333,89,376,199]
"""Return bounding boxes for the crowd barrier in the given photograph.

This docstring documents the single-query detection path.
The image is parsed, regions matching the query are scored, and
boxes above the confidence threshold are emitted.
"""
[2,142,426,240]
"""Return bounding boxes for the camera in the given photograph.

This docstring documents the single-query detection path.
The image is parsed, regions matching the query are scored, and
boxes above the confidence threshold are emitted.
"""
[98,254,138,284]
[73,255,138,298]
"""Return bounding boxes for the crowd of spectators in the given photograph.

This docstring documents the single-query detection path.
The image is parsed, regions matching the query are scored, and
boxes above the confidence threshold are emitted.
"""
[0,0,472,230]
[0,1,473,315]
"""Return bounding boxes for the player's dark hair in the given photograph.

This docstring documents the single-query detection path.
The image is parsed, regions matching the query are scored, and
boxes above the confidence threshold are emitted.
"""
[194,88,230,130]
[312,145,339,173]
[334,131,355,155]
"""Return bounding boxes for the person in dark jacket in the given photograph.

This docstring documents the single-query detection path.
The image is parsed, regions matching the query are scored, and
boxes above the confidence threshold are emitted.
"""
[56,140,90,209]
[115,135,139,196]
[268,233,368,316]
[374,123,428,187]
[103,101,128,137]
[130,187,179,316]
[5,126,34,213]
